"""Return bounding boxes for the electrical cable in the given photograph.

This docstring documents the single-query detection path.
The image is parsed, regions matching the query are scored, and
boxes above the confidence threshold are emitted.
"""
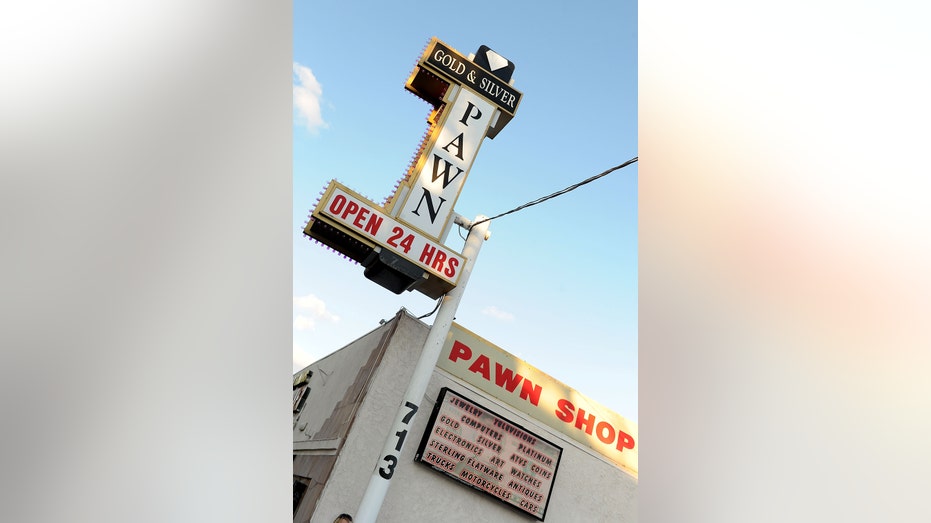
[425,159,636,319]
[417,297,443,319]
[469,157,637,230]
[457,223,468,242]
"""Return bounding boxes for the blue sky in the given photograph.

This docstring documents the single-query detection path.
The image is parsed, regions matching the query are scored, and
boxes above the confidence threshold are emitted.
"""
[293,1,638,422]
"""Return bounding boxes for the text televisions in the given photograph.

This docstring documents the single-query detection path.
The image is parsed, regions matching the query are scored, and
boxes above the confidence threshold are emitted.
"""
[415,388,562,520]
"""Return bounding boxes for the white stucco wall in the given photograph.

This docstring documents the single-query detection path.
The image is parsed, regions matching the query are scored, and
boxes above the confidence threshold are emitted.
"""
[307,311,637,523]
[308,312,428,522]
[293,324,386,444]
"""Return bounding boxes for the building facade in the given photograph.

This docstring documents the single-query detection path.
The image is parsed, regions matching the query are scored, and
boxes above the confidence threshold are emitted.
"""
[293,309,637,522]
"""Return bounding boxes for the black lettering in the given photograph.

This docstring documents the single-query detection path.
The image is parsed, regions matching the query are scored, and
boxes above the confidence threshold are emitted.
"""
[378,454,398,479]
[410,187,447,222]
[458,101,482,125]
[428,153,464,188]
[442,133,465,160]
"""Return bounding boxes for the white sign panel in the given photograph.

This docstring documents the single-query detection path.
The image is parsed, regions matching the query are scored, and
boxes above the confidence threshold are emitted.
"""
[317,183,466,285]
[395,90,496,239]
[415,388,562,520]
[437,324,638,476]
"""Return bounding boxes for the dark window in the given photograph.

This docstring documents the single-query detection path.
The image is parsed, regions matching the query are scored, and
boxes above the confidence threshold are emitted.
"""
[293,370,312,389]
[293,478,308,514]
[293,386,310,413]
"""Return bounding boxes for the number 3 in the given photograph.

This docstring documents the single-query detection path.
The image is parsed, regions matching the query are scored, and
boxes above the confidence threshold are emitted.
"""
[378,454,398,479]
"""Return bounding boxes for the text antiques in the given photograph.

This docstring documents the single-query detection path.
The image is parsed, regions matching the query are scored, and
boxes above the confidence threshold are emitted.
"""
[304,38,521,299]
[415,388,561,521]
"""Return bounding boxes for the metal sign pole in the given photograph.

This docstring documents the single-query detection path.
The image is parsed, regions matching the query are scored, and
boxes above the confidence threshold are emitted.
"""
[354,215,491,523]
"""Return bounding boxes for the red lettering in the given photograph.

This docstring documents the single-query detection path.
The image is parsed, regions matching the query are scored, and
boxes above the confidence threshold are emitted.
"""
[398,233,413,254]
[328,194,346,214]
[596,420,616,444]
[419,243,436,264]
[555,398,574,423]
[468,355,491,381]
[616,430,635,452]
[449,341,472,363]
[387,227,403,248]
[431,249,447,271]
[352,207,370,228]
[518,379,542,406]
[386,227,414,254]
[557,398,636,453]
[363,213,383,235]
[575,408,596,435]
[341,200,359,220]
[444,257,459,277]
[494,363,522,392]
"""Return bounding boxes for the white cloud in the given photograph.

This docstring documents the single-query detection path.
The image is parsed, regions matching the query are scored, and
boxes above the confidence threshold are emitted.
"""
[481,305,515,322]
[293,315,316,331]
[293,293,340,323]
[293,62,328,133]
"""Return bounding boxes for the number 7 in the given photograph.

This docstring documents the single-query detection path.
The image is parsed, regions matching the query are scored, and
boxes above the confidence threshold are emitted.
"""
[402,401,418,424]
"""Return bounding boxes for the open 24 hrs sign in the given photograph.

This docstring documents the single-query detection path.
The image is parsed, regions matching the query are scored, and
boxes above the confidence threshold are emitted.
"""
[304,38,521,299]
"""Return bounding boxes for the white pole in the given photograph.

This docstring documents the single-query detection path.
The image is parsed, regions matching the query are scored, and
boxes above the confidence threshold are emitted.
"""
[354,215,491,523]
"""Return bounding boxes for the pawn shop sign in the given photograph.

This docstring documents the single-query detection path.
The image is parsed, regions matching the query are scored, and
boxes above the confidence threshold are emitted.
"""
[304,38,522,299]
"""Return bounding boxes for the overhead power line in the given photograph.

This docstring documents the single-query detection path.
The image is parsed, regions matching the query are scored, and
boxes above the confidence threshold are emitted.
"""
[468,156,638,230]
